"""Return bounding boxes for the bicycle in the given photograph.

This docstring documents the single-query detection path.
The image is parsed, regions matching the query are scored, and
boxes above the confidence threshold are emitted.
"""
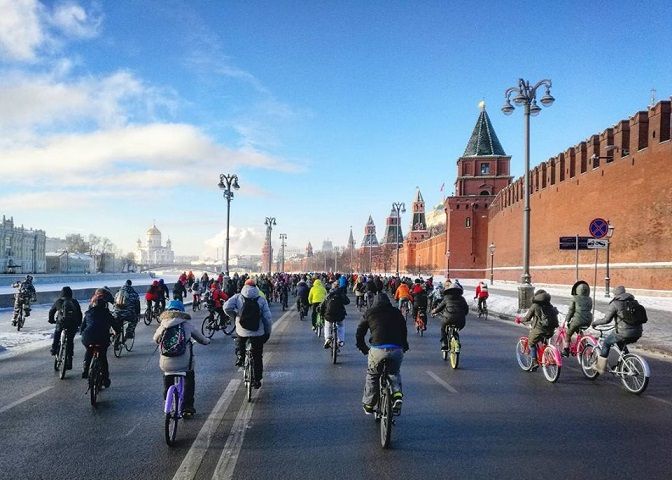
[476,298,488,320]
[280,290,288,312]
[356,295,365,311]
[415,310,427,336]
[53,329,70,380]
[515,317,562,383]
[112,320,135,358]
[329,321,341,364]
[580,325,650,394]
[441,323,461,369]
[315,311,324,338]
[399,299,410,322]
[192,293,202,311]
[373,359,399,449]
[201,304,234,338]
[144,303,162,326]
[243,340,256,402]
[551,320,597,365]
[86,345,105,407]
[164,372,186,446]
[13,297,29,331]
[297,300,308,321]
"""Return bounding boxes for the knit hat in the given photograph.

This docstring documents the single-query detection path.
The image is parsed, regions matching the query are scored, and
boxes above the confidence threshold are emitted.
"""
[613,285,626,296]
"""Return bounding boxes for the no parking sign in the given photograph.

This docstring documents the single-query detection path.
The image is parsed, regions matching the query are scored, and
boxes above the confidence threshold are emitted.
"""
[589,218,609,239]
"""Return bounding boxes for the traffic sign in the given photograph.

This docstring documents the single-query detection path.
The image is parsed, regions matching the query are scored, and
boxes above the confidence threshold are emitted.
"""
[589,218,609,239]
[559,236,591,250]
[587,238,609,249]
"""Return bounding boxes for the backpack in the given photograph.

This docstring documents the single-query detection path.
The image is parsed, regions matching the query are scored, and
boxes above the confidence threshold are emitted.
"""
[539,305,559,329]
[321,294,342,319]
[621,299,648,326]
[58,298,78,327]
[160,324,187,357]
[239,296,262,331]
[114,289,127,307]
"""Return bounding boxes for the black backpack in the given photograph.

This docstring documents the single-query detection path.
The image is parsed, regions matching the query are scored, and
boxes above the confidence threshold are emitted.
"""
[239,296,262,331]
[58,298,78,328]
[540,304,559,330]
[621,299,648,326]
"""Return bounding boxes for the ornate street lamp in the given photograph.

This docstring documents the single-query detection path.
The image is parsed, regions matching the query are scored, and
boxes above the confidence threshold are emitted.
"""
[218,173,240,276]
[446,249,451,279]
[279,233,287,273]
[502,78,555,309]
[605,222,615,297]
[489,242,496,285]
[264,217,276,274]
[392,201,406,276]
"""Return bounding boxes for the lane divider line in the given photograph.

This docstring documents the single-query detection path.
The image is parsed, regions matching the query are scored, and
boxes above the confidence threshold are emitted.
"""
[0,385,54,414]
[649,395,672,408]
[171,379,241,480]
[426,370,458,394]
[210,394,255,479]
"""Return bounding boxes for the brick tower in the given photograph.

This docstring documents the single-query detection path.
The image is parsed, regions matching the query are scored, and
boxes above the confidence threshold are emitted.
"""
[407,188,429,243]
[381,208,403,245]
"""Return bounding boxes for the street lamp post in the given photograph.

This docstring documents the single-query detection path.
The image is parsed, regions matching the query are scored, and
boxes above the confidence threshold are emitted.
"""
[264,217,276,274]
[502,78,555,309]
[218,173,240,276]
[446,249,451,279]
[279,233,287,273]
[349,226,354,273]
[489,243,496,285]
[392,202,406,277]
[334,246,339,272]
[605,222,615,297]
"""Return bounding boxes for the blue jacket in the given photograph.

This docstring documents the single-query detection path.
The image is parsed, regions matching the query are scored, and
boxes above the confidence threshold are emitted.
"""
[296,281,310,303]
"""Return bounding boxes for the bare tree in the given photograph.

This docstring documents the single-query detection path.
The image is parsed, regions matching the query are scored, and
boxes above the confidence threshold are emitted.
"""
[65,234,90,254]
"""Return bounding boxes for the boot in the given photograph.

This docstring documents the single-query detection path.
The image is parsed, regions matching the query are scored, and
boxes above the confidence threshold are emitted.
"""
[595,356,608,374]
[529,359,539,372]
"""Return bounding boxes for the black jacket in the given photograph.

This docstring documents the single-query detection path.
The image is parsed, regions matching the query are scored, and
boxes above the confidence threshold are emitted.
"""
[48,287,83,329]
[80,304,119,347]
[431,287,468,329]
[296,282,310,303]
[356,294,408,354]
[319,289,350,322]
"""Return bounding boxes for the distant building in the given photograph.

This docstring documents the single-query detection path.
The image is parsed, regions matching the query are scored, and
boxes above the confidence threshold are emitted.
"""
[136,224,175,265]
[45,236,67,252]
[0,215,46,273]
[46,252,92,274]
[321,239,334,253]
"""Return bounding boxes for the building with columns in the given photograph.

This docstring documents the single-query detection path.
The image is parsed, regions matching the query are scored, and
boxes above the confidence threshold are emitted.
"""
[136,224,175,265]
[0,215,46,273]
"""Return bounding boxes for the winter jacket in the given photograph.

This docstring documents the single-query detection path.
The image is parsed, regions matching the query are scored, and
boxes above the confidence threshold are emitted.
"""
[223,285,272,338]
[566,281,592,327]
[475,283,489,299]
[146,283,161,302]
[153,311,209,372]
[394,283,411,301]
[411,288,428,311]
[113,285,141,320]
[210,287,228,309]
[353,281,365,296]
[296,281,310,304]
[356,294,409,354]
[431,287,469,329]
[319,288,351,323]
[173,281,187,299]
[80,304,119,347]
[308,279,327,305]
[48,287,83,329]
[523,290,558,336]
[593,286,643,339]
[338,276,347,289]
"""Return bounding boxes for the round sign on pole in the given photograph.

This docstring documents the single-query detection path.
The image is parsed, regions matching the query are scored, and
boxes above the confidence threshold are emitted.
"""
[589,218,609,239]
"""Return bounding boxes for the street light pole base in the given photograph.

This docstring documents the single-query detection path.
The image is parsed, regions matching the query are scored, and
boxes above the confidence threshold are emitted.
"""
[517,283,535,310]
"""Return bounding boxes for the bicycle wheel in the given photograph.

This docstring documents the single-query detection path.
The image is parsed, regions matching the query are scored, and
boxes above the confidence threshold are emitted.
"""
[484,307,489,321]
[331,331,338,365]
[16,311,24,331]
[113,333,123,358]
[620,354,649,395]
[579,343,600,379]
[58,334,67,379]
[450,335,460,369]
[201,315,216,339]
[143,310,152,326]
[125,333,135,352]
[542,346,561,383]
[245,355,253,402]
[380,386,392,449]
[89,359,99,407]
[221,317,235,336]
[516,338,533,371]
[164,387,180,446]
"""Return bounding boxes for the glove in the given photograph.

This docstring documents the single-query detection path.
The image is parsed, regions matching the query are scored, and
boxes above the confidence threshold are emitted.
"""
[48,318,56,324]
[514,316,522,324]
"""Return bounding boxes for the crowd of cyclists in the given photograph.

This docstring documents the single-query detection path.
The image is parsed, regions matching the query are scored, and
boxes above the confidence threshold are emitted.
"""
[7,269,648,419]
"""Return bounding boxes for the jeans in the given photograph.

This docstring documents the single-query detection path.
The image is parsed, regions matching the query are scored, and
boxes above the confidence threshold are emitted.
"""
[362,347,403,406]
[600,331,639,358]
[324,320,344,344]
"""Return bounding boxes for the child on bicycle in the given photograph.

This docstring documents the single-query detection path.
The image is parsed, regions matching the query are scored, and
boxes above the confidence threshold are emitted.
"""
[80,288,120,386]
[474,281,489,315]
[519,289,559,371]
[411,283,428,330]
[562,280,593,357]
[153,300,210,417]
[431,282,468,350]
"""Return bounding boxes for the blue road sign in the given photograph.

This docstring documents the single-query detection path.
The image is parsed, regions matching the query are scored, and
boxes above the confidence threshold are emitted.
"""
[589,218,609,239]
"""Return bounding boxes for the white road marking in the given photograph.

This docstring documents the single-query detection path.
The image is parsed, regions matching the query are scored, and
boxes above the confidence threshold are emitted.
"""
[171,379,241,480]
[649,395,672,407]
[0,386,53,414]
[211,397,255,479]
[426,370,458,393]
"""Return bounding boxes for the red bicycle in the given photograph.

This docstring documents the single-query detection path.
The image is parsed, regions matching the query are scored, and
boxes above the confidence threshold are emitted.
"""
[515,315,562,383]
[551,320,597,367]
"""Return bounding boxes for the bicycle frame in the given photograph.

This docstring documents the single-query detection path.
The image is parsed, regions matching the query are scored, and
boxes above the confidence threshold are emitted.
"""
[595,334,651,378]
[518,336,563,367]
[553,321,597,359]
[164,374,185,416]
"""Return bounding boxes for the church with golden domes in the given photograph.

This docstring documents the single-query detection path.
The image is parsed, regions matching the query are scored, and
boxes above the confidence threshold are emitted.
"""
[136,224,175,265]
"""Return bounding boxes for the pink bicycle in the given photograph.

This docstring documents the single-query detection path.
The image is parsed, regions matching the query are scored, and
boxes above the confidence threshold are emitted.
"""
[551,320,597,368]
[515,315,562,383]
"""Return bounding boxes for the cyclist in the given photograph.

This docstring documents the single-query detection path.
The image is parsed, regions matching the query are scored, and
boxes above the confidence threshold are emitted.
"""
[474,281,489,317]
[209,281,229,326]
[429,281,443,311]
[320,281,351,349]
[411,282,428,330]
[48,286,83,369]
[394,281,412,314]
[365,277,378,307]
[591,285,644,374]
[431,281,469,352]
[173,278,187,301]
[278,279,289,310]
[153,299,210,417]
[295,279,310,318]
[113,280,141,339]
[191,279,204,307]
[356,293,408,415]
[224,279,272,388]
[562,280,593,357]
[80,289,120,386]
[353,277,366,309]
[12,275,37,326]
[145,280,161,316]
[157,279,170,311]
[187,270,195,289]
[308,278,327,331]
[518,289,559,371]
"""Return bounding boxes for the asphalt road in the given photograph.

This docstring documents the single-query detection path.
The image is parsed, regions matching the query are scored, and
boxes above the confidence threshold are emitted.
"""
[1,293,671,480]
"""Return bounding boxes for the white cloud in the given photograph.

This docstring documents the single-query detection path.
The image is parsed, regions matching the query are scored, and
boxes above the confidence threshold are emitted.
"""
[50,1,102,39]
[204,227,266,256]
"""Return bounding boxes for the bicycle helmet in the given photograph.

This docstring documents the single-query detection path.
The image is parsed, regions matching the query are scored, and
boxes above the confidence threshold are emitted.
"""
[167,299,185,312]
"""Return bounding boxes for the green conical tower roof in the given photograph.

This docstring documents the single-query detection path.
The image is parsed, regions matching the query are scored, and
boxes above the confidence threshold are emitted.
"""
[463,104,506,157]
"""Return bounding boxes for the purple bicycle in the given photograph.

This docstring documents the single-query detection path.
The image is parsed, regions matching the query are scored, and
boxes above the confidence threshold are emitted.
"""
[164,372,186,446]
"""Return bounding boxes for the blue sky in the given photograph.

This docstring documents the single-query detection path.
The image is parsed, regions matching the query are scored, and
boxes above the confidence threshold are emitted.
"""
[0,0,670,258]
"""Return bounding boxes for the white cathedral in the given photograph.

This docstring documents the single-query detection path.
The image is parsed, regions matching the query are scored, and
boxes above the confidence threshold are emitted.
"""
[136,224,175,265]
